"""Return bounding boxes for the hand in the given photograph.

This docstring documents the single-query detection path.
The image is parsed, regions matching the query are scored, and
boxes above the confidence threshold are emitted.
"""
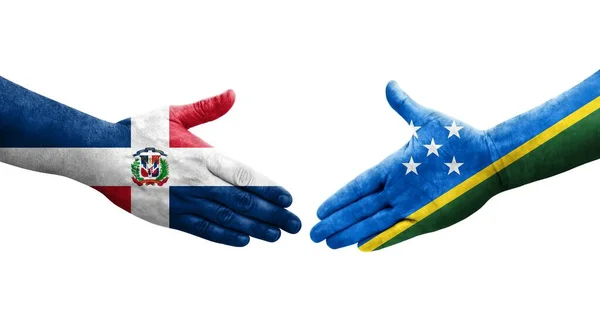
[0,88,301,247]
[164,91,302,246]
[311,81,501,251]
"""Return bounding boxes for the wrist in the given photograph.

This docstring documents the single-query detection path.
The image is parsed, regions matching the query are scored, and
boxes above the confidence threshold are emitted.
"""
[485,71,600,190]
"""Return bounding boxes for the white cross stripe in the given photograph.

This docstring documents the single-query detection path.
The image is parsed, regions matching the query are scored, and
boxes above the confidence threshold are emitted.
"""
[0,147,236,185]
[132,186,170,226]
[0,107,278,227]
[0,147,133,185]
[131,107,170,150]
[130,108,169,227]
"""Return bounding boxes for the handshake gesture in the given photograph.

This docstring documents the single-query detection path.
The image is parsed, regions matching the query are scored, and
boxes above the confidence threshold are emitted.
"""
[1,71,600,251]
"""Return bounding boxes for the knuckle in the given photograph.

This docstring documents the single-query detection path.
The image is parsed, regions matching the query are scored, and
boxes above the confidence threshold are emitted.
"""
[190,169,211,185]
[216,206,235,226]
[206,152,222,171]
[248,221,264,236]
[193,219,212,236]
[192,100,209,118]
[234,191,254,212]
[234,167,253,186]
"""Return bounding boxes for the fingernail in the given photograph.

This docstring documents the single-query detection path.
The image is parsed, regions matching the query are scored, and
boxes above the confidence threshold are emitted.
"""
[309,228,321,243]
[237,235,250,247]
[267,228,281,242]
[286,219,302,234]
[278,195,292,207]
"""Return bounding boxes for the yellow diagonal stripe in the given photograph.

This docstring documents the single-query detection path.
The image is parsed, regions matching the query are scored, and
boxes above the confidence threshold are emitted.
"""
[359,96,600,252]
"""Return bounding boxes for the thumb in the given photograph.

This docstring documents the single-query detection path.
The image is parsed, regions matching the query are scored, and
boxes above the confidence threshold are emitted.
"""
[385,81,431,125]
[170,89,236,129]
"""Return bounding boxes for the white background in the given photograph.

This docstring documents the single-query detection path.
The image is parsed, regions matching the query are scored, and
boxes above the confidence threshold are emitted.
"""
[0,1,599,325]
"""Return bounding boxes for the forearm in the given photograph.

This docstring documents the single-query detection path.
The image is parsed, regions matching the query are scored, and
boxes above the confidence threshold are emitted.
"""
[486,70,600,190]
[0,76,129,148]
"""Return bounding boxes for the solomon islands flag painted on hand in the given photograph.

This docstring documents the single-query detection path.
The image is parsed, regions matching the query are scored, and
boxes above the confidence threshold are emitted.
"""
[0,77,300,246]
[357,71,600,251]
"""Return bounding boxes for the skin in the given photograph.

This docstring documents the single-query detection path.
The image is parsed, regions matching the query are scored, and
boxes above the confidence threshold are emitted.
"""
[312,72,600,251]
[311,81,494,249]
[0,77,301,247]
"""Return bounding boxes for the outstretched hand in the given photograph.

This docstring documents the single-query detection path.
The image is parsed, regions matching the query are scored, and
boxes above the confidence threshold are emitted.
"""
[164,91,302,246]
[311,81,498,251]
[0,82,301,247]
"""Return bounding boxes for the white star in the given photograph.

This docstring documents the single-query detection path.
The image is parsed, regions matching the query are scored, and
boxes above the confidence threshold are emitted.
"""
[423,138,443,157]
[402,156,421,175]
[409,120,421,138]
[445,156,464,175]
[444,120,464,138]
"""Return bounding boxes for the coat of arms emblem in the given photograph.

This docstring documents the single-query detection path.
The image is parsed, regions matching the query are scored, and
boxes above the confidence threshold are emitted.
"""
[131,147,169,186]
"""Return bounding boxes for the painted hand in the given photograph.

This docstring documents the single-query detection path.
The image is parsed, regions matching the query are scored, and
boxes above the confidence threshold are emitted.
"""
[0,80,301,247]
[149,91,302,246]
[311,81,499,251]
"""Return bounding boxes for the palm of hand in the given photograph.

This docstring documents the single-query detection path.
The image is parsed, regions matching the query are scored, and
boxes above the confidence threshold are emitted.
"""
[311,81,497,250]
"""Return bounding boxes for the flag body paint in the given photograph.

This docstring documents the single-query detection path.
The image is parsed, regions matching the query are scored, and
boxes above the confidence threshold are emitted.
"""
[359,71,600,251]
[0,77,279,232]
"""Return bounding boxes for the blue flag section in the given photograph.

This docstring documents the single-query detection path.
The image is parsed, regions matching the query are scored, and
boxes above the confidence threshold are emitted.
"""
[0,77,131,147]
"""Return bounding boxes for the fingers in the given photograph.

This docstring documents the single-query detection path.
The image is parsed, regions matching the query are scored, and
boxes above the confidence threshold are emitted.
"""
[325,207,404,249]
[171,214,250,247]
[206,152,293,207]
[316,165,385,219]
[192,187,302,234]
[310,192,388,243]
[170,89,236,129]
[176,198,282,243]
[386,81,432,125]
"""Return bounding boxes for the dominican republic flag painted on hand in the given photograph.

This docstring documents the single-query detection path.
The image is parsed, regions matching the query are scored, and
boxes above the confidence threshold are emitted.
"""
[0,77,301,247]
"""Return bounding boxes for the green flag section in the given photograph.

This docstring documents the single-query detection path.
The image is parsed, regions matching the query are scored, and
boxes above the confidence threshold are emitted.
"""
[360,97,600,252]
